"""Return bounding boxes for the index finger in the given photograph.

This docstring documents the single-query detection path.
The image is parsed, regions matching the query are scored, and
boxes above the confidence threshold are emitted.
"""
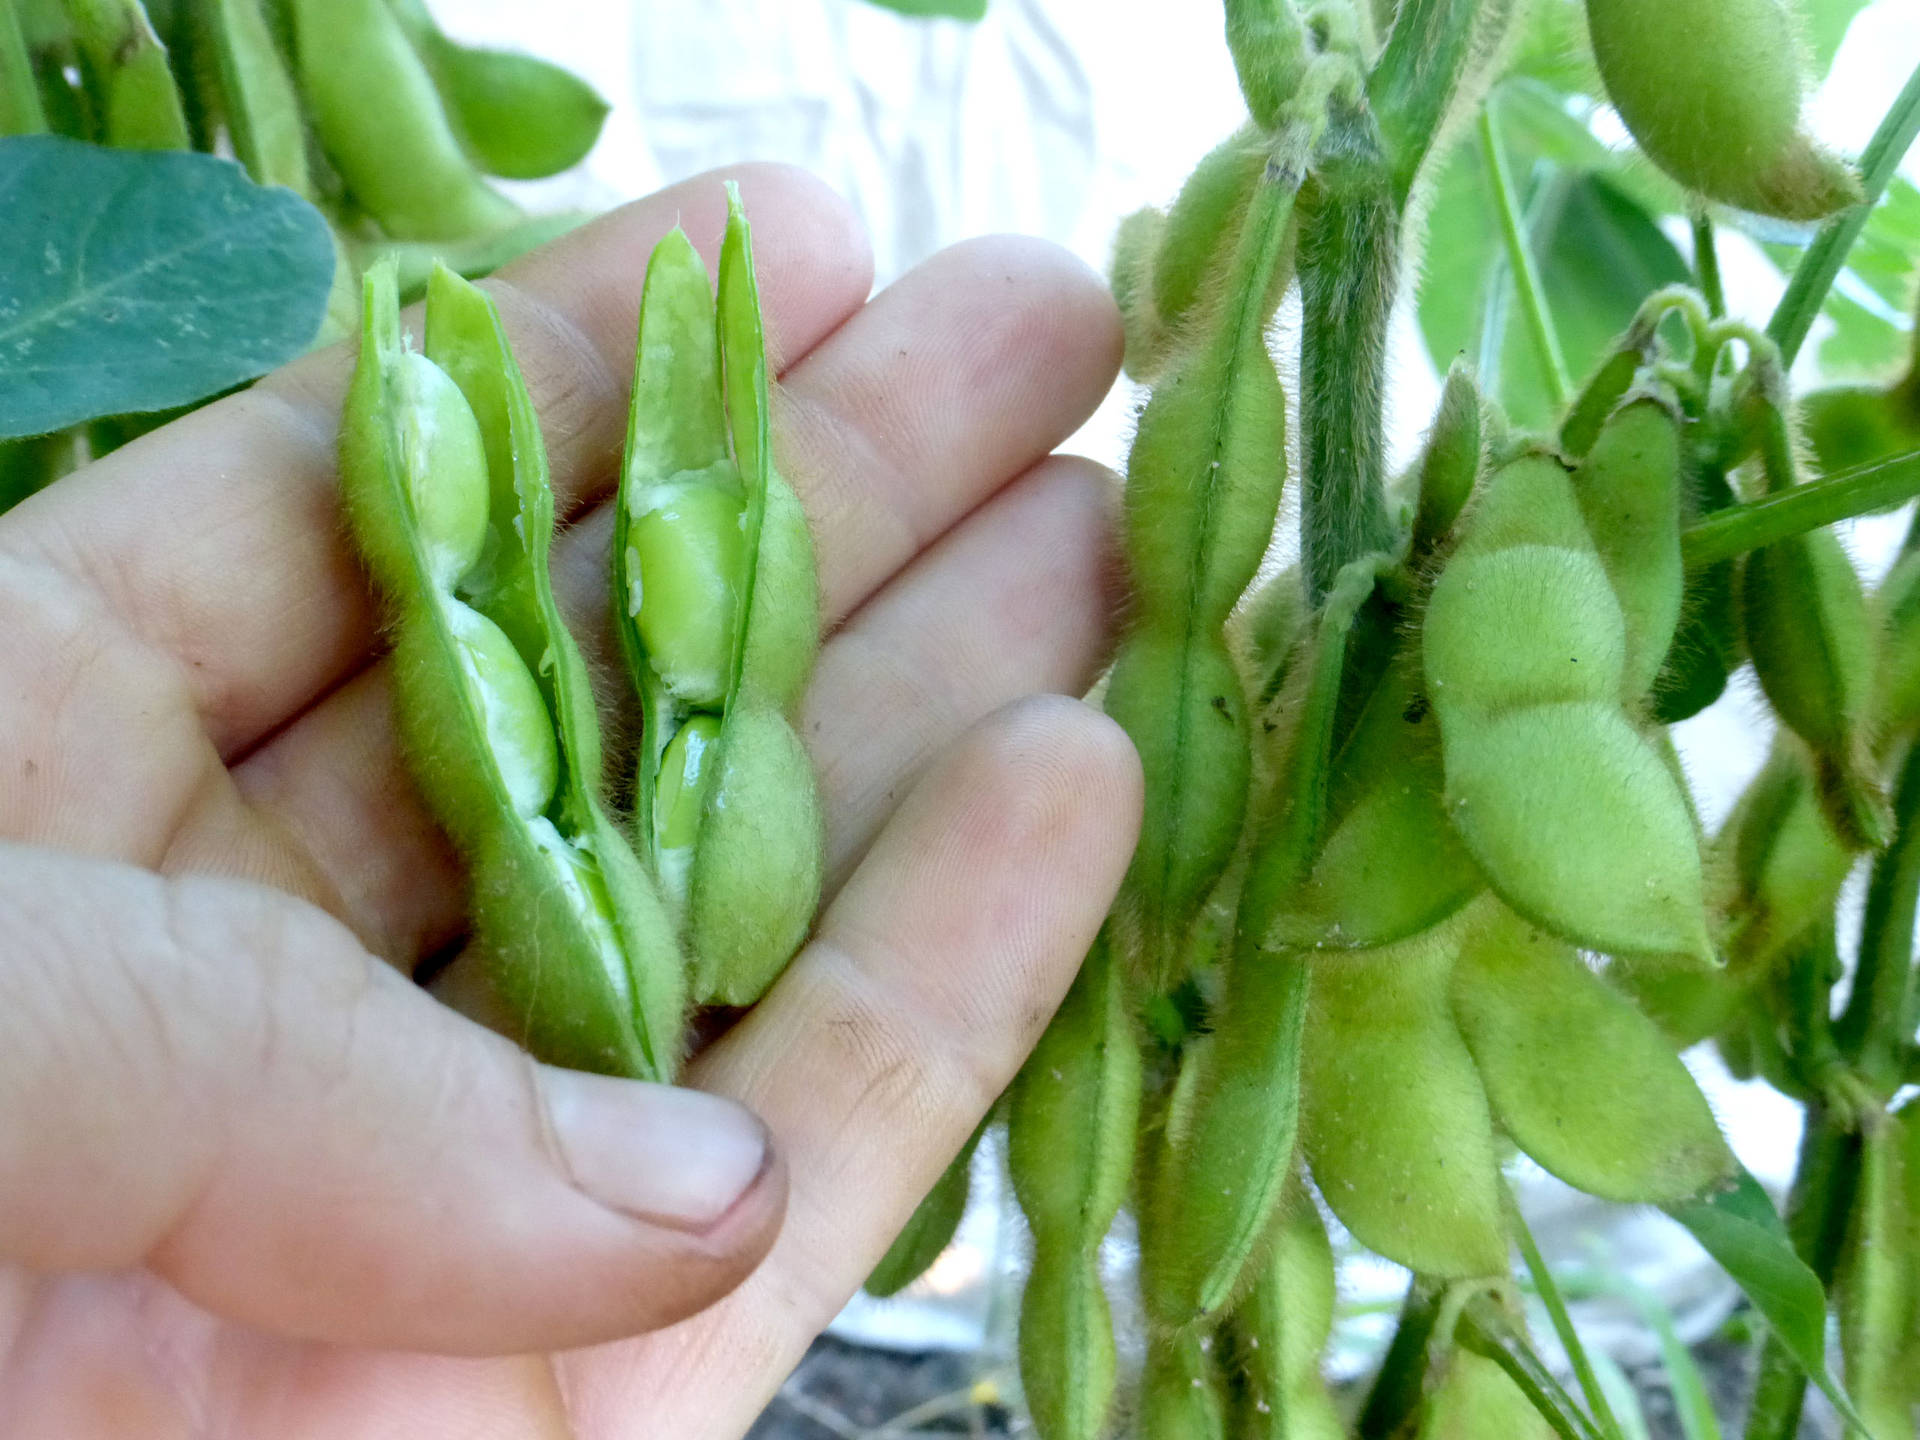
[0,165,873,760]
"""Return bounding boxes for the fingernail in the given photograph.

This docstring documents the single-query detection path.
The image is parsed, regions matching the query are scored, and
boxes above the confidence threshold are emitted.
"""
[540,1068,771,1231]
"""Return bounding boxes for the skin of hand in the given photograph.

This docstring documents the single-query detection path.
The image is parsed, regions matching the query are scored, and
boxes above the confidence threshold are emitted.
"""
[0,165,1141,1439]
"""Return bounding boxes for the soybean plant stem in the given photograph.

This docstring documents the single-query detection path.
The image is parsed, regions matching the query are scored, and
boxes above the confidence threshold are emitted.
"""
[1679,447,1920,567]
[1479,104,1570,408]
[1768,58,1920,367]
[1510,1188,1626,1440]
[1742,1115,1863,1440]
[1691,212,1725,319]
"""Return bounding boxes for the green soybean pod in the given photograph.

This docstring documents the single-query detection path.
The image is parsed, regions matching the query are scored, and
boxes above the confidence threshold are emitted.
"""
[339,261,684,1081]
[1572,395,1685,704]
[1223,0,1308,132]
[1873,550,1920,745]
[1111,204,1170,382]
[1740,372,1889,850]
[386,0,608,181]
[1417,1351,1556,1440]
[66,0,189,148]
[1405,361,1483,561]
[1802,382,1920,485]
[1226,1180,1346,1440]
[1107,135,1299,993]
[1141,1329,1230,1440]
[1140,560,1380,1330]
[1151,125,1267,336]
[1582,0,1861,221]
[1838,1114,1914,1440]
[203,0,308,193]
[1276,655,1483,952]
[1230,565,1310,712]
[1007,935,1140,1440]
[1560,335,1652,461]
[1301,905,1509,1278]
[865,1113,988,1299]
[614,194,823,1007]
[287,0,517,240]
[1422,450,1715,966]
[1450,904,1735,1203]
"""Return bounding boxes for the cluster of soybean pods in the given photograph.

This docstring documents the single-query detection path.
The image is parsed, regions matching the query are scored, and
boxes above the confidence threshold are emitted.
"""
[897,0,1917,1436]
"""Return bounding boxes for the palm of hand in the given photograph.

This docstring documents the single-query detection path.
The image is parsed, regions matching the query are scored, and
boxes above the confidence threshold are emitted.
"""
[0,168,1140,1439]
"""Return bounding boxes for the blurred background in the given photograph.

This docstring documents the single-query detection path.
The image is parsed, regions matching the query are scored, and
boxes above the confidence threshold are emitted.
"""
[421,3,1920,1432]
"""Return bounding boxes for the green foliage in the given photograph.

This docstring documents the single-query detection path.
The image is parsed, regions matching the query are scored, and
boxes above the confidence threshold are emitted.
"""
[0,135,332,438]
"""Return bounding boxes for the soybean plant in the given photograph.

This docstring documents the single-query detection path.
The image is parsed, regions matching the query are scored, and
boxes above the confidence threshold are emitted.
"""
[954,2,1920,1437]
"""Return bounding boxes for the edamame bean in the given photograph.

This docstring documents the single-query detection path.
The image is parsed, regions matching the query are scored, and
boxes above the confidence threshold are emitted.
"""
[340,261,684,1080]
[1583,0,1861,221]
[865,1113,989,1299]
[1739,365,1890,850]
[287,0,518,241]
[203,0,308,192]
[1142,560,1379,1328]
[1152,125,1268,336]
[615,189,824,1007]
[1107,126,1299,995]
[1572,395,1685,704]
[1422,450,1715,965]
[66,0,188,148]
[1301,904,1509,1278]
[1111,204,1170,382]
[1418,1351,1557,1440]
[1451,903,1735,1203]
[1141,1329,1230,1440]
[1007,935,1140,1440]
[1405,361,1483,561]
[1225,1178,1346,1440]
[387,0,609,180]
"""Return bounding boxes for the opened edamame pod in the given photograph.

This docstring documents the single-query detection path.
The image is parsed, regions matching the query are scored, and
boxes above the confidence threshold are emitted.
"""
[339,261,685,1081]
[615,185,824,1007]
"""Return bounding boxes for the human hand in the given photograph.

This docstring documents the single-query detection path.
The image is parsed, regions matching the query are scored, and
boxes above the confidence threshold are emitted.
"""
[0,166,1140,1438]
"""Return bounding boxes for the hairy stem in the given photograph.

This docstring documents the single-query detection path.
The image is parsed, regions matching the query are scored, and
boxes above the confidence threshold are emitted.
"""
[1297,104,1398,602]
[1680,447,1920,567]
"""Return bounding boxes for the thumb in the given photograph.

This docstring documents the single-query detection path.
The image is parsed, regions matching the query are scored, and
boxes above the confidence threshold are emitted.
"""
[0,843,783,1355]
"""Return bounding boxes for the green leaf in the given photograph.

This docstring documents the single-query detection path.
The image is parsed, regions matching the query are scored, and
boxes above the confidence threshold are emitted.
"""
[1662,1168,1868,1434]
[1418,88,1687,428]
[860,0,989,17]
[0,135,334,439]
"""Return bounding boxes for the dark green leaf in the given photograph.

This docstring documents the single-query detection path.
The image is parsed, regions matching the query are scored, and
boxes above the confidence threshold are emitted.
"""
[0,134,334,438]
[861,0,989,17]
[1663,1169,1868,1433]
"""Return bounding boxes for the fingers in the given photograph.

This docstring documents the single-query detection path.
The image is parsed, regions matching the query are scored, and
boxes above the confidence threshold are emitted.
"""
[559,696,1143,1438]
[232,454,1120,964]
[0,844,786,1354]
[776,234,1122,621]
[1,165,872,760]
[805,455,1123,886]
